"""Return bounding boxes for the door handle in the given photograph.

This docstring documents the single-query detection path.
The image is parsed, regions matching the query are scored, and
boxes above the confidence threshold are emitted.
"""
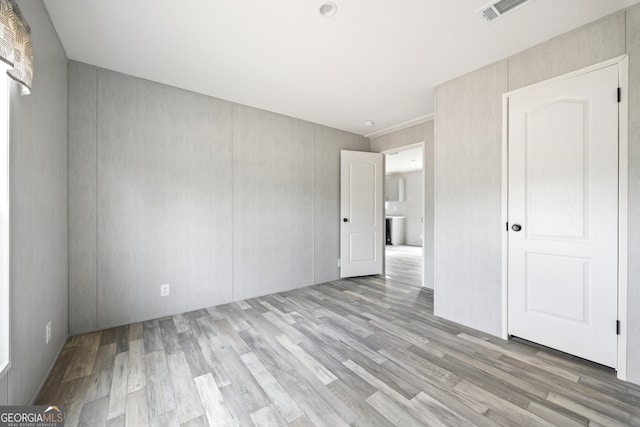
[343,218,348,222]
[511,224,522,232]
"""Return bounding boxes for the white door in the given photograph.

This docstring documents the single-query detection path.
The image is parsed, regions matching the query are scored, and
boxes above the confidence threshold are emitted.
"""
[340,150,384,278]
[508,64,619,368]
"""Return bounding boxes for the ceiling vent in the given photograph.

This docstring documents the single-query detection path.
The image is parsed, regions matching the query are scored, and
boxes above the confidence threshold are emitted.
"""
[477,0,535,23]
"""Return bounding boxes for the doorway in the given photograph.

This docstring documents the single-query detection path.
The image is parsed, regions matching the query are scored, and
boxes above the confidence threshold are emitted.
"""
[383,143,424,287]
[502,56,629,376]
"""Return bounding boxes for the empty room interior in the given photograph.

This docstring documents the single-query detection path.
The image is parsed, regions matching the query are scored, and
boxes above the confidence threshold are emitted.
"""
[1,0,640,425]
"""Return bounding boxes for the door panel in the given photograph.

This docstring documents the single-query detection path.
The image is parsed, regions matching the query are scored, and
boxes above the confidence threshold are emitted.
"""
[340,150,383,278]
[350,161,376,224]
[526,100,587,240]
[349,232,375,262]
[508,64,619,368]
[525,253,588,322]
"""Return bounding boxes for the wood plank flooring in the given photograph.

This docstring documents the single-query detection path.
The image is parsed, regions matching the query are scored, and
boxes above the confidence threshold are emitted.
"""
[36,256,640,426]
[385,245,422,287]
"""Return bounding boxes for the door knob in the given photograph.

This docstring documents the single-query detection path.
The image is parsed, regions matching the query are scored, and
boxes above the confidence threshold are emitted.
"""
[511,224,522,232]
[343,218,348,222]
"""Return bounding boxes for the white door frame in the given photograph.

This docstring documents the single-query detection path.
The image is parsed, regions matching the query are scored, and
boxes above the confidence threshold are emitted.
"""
[381,141,426,287]
[501,55,629,380]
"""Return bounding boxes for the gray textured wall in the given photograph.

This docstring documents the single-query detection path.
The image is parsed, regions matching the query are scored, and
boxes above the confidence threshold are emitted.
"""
[370,123,428,153]
[386,170,423,246]
[0,374,6,405]
[626,6,640,385]
[423,121,435,288]
[434,10,640,382]
[370,121,435,288]
[97,69,235,328]
[232,104,313,300]
[68,62,96,331]
[434,61,508,336]
[508,13,626,91]
[68,63,369,333]
[3,0,68,404]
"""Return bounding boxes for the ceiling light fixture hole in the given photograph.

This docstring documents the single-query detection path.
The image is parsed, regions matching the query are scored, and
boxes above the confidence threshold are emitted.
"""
[319,2,337,17]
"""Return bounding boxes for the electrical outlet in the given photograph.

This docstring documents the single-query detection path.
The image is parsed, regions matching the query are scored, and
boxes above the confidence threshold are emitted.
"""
[45,321,51,344]
[160,284,170,297]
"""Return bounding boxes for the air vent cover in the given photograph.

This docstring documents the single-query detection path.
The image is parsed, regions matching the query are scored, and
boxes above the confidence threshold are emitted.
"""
[477,0,535,23]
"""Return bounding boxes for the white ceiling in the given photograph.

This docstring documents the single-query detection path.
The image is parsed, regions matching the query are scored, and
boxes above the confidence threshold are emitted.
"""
[43,0,637,135]
[385,146,423,175]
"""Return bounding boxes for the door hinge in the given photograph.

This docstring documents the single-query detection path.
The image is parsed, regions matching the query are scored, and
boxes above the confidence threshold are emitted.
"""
[617,88,622,103]
[616,320,621,335]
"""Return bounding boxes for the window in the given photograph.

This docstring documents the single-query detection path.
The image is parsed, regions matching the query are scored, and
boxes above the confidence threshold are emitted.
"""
[0,77,9,376]
[0,0,32,377]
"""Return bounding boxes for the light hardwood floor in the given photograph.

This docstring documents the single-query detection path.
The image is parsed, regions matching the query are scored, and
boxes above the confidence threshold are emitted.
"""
[36,261,640,426]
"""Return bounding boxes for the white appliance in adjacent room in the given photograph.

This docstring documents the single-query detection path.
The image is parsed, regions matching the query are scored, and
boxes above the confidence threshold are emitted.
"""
[385,216,405,246]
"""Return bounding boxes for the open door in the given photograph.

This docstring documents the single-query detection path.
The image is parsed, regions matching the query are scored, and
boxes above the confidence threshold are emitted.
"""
[340,150,384,278]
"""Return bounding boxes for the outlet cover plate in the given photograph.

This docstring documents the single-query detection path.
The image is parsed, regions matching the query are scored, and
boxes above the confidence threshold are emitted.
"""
[46,321,51,344]
[160,284,170,297]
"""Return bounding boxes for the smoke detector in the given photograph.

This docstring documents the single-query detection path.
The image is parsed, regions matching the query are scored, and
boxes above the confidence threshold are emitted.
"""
[477,0,535,23]
[319,2,337,17]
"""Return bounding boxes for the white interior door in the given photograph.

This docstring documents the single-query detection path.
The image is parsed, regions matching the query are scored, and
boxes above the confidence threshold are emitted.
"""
[340,150,384,278]
[508,64,619,368]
